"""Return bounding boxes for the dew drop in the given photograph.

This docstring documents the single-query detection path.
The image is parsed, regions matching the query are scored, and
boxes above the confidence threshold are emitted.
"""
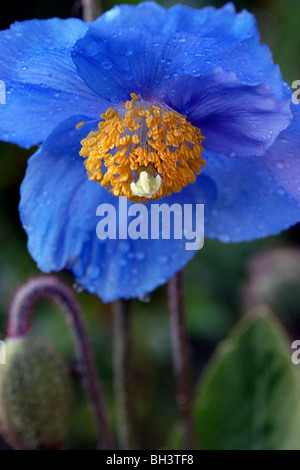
[124,73,133,81]
[221,234,230,243]
[118,258,128,267]
[135,252,146,261]
[119,241,131,253]
[158,254,169,263]
[101,60,113,70]
[86,265,101,279]
[276,161,285,169]
[73,283,85,293]
[138,294,151,303]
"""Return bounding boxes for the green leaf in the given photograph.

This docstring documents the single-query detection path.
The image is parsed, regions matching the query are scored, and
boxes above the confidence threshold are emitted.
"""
[194,308,300,450]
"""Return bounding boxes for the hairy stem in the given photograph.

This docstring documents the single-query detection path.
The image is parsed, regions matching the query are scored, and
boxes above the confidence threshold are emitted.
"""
[7,276,114,450]
[168,271,196,450]
[113,299,138,449]
[81,0,101,21]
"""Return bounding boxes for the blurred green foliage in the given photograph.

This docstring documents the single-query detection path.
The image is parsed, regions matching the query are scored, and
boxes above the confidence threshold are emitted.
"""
[195,309,300,450]
[169,310,300,450]
[0,0,300,450]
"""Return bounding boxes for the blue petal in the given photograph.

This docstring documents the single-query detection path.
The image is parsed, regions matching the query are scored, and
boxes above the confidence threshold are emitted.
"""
[20,116,215,302]
[0,18,107,148]
[162,68,292,158]
[72,2,284,103]
[202,101,300,242]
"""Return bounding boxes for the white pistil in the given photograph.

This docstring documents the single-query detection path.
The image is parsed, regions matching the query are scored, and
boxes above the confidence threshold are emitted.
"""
[130,170,162,198]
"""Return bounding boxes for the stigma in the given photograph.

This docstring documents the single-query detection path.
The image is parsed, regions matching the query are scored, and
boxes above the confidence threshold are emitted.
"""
[130,164,162,198]
[79,93,206,202]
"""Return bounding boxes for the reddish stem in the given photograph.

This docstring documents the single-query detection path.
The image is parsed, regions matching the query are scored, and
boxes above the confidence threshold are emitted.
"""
[7,276,114,450]
[168,271,196,450]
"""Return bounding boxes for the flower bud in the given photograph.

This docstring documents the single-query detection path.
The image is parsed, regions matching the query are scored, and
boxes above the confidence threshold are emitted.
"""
[0,337,74,450]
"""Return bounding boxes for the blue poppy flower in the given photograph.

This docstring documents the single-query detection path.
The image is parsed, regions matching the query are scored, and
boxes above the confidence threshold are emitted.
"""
[0,2,299,302]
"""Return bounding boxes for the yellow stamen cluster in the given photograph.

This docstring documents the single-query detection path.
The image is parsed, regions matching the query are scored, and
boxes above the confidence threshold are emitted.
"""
[79,93,206,202]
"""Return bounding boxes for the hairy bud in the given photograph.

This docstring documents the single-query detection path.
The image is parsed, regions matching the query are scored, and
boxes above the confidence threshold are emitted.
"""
[0,337,74,450]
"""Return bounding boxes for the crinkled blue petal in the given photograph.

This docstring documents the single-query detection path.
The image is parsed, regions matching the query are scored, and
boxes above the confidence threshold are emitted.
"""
[72,2,284,103]
[202,100,300,242]
[20,116,216,302]
[162,67,292,158]
[0,18,107,148]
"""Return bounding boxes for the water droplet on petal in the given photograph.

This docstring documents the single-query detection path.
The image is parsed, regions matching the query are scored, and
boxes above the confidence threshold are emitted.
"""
[135,252,146,261]
[221,234,230,243]
[101,60,113,70]
[276,161,285,169]
[73,283,85,293]
[86,266,101,279]
[158,254,169,263]
[118,258,128,267]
